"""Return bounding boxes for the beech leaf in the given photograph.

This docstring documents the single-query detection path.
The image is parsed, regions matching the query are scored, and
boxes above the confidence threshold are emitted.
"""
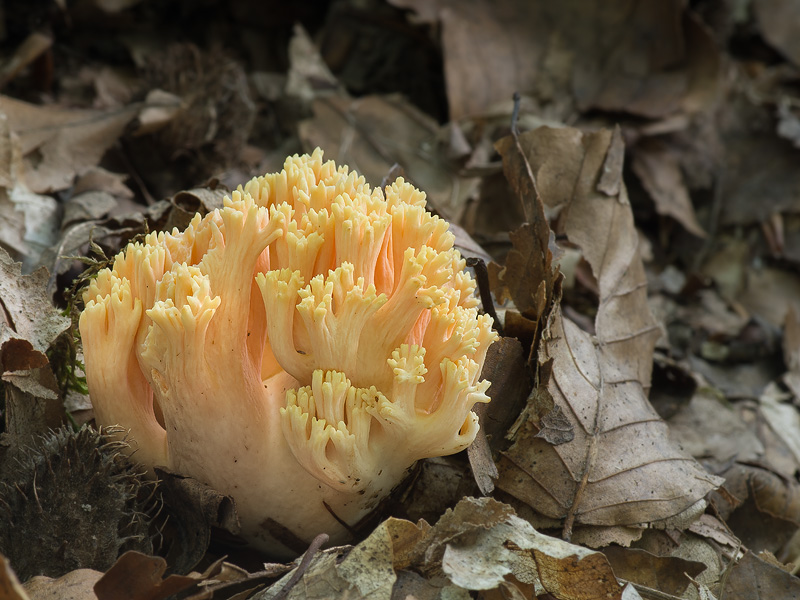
[495,126,723,535]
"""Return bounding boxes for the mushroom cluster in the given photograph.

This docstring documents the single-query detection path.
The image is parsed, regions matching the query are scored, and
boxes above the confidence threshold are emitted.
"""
[79,150,497,555]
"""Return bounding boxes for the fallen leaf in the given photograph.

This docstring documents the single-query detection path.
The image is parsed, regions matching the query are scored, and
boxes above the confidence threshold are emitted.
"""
[402,458,475,527]
[133,89,182,136]
[740,265,800,328]
[391,0,720,120]
[0,248,69,434]
[392,571,470,600]
[390,0,547,121]
[384,517,430,572]
[495,126,722,534]
[688,514,741,550]
[553,128,661,391]
[489,225,558,324]
[61,192,118,228]
[601,546,706,597]
[753,0,800,67]
[489,127,564,372]
[478,339,531,444]
[714,463,798,553]
[666,388,763,467]
[23,569,101,600]
[1,554,29,600]
[285,24,342,102]
[9,185,61,270]
[335,523,396,598]
[71,167,133,199]
[94,0,144,13]
[688,355,780,400]
[783,306,800,397]
[431,498,625,599]
[154,468,240,575]
[0,247,70,373]
[722,550,800,599]
[0,112,62,269]
[715,92,800,227]
[499,312,721,529]
[631,140,707,237]
[93,552,205,600]
[2,367,62,436]
[264,497,621,599]
[466,404,499,494]
[0,95,139,193]
[569,526,644,550]
[0,32,52,90]
[760,382,800,468]
[253,539,389,600]
[534,404,574,446]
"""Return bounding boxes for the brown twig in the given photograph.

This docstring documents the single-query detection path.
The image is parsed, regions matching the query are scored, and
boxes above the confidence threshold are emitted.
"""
[272,533,330,600]
[322,501,358,536]
[466,257,504,336]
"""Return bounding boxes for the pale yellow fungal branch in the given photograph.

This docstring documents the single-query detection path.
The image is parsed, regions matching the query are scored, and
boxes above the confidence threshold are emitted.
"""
[79,149,498,556]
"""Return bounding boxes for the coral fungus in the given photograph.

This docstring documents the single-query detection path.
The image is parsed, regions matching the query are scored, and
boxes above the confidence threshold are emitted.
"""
[79,149,497,554]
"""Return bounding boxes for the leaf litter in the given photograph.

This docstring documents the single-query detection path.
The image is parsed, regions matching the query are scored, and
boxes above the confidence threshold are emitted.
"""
[1,0,800,598]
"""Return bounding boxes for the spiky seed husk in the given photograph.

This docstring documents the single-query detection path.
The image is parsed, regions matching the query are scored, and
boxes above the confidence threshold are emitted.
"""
[0,426,157,582]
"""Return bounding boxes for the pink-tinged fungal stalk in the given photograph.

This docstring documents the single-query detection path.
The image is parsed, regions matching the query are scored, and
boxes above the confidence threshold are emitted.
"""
[79,149,498,555]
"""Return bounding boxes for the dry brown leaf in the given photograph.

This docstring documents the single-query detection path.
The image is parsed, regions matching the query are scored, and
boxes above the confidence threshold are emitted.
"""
[466,406,499,494]
[601,546,706,597]
[252,527,396,600]
[783,306,800,397]
[286,24,342,102]
[2,367,62,436]
[760,382,800,471]
[23,568,102,600]
[489,127,564,375]
[0,95,139,193]
[392,572,470,600]
[389,0,546,121]
[134,89,182,136]
[1,554,29,600]
[72,167,133,199]
[753,0,800,67]
[419,497,625,599]
[569,526,643,549]
[719,464,798,554]
[553,128,661,391]
[631,140,707,237]
[93,552,206,600]
[666,389,763,467]
[384,517,430,572]
[0,247,70,373]
[478,338,531,444]
[0,32,52,90]
[495,126,722,534]
[94,0,144,13]
[391,0,719,120]
[714,84,800,229]
[489,225,557,323]
[499,312,721,529]
[298,94,478,219]
[154,468,240,575]
[0,112,61,268]
[740,266,800,328]
[723,550,800,599]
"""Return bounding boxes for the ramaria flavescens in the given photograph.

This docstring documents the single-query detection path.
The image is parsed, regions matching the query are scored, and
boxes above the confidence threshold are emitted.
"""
[79,150,497,555]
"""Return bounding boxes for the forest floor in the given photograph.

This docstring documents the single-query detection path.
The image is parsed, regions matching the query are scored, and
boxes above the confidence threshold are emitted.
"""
[2,1,800,599]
